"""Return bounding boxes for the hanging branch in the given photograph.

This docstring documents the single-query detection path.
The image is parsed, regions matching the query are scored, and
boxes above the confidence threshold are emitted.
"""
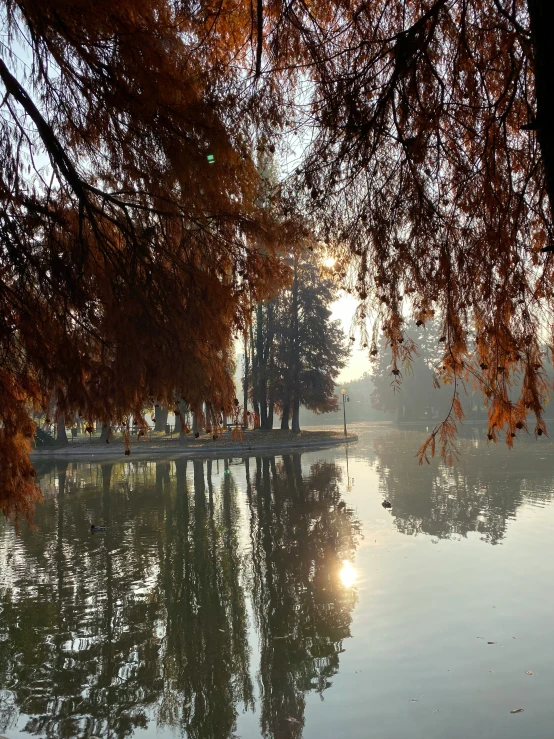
[255,0,263,77]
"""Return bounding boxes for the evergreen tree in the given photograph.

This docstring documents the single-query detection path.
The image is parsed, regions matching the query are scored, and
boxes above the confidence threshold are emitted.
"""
[249,255,349,432]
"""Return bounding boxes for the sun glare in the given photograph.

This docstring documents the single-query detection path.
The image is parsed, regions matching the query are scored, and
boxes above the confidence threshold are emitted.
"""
[323,256,336,268]
[339,560,357,588]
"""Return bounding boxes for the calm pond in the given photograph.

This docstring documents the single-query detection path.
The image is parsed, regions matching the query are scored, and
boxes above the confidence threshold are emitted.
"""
[1,423,554,739]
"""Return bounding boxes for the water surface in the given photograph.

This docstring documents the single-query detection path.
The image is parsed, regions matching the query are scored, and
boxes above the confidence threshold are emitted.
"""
[1,423,554,738]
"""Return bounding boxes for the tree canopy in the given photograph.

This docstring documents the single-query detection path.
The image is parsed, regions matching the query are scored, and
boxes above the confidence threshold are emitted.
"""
[246,254,349,432]
[2,0,554,520]
[0,0,292,520]
[275,0,554,460]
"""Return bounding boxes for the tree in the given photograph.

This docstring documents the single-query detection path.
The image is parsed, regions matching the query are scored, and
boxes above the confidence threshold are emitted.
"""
[268,0,554,458]
[248,255,349,431]
[0,0,293,521]
[5,0,554,522]
[370,319,450,422]
[280,256,350,431]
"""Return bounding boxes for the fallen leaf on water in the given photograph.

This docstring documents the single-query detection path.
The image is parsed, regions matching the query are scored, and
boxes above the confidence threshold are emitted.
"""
[510,708,524,714]
[525,671,533,675]
[487,641,496,645]
[489,669,494,673]
[286,717,300,724]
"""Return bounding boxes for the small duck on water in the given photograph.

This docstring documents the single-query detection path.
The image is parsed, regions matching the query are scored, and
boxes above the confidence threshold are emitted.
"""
[90,524,106,532]
[382,500,392,509]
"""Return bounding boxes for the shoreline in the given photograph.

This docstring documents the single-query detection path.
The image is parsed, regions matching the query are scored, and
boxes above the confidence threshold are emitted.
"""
[31,431,358,462]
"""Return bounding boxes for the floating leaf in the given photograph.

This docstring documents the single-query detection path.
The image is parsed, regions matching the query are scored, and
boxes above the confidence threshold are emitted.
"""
[525,670,533,675]
[510,708,524,714]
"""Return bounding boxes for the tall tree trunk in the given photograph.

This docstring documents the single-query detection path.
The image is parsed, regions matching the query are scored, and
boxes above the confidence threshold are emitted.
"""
[56,413,68,445]
[257,302,268,428]
[99,422,110,443]
[291,260,301,433]
[178,400,188,441]
[528,0,554,218]
[281,402,290,430]
[154,405,169,432]
[206,402,217,431]
[263,301,276,429]
[250,322,259,417]
[243,330,249,423]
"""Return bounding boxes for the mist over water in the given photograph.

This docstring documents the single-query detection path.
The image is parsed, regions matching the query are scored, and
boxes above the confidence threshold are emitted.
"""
[1,423,554,739]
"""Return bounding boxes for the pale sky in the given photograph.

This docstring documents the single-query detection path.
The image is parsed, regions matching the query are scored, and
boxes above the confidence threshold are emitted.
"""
[329,292,371,384]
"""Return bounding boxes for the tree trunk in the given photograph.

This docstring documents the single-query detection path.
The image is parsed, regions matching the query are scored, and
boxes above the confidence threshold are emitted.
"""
[56,413,68,445]
[99,422,110,443]
[528,0,554,218]
[257,302,268,428]
[154,405,169,432]
[281,402,290,430]
[291,395,300,432]
[263,301,276,429]
[243,330,249,423]
[250,322,259,417]
[178,400,188,441]
[291,260,301,433]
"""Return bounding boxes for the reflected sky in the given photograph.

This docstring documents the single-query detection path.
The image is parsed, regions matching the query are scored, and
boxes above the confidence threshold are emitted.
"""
[2,424,554,739]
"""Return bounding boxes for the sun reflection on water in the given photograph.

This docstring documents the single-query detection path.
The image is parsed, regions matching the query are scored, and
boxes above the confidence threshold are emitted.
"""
[339,560,357,588]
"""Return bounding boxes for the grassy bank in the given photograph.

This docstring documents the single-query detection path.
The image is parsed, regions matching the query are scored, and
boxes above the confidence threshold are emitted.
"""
[31,427,358,459]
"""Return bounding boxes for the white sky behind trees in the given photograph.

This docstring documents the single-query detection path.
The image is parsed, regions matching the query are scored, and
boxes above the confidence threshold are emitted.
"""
[329,292,372,384]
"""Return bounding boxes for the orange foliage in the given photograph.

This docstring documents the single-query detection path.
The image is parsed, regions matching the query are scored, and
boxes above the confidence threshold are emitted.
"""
[231,426,244,442]
[265,0,554,462]
[3,0,554,528]
[0,0,296,522]
[0,369,43,525]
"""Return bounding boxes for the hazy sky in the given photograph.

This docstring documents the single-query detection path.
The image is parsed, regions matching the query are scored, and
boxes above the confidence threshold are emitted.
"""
[329,292,371,385]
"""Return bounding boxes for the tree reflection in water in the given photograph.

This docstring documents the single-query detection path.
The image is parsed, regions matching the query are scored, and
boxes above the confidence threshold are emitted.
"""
[0,453,360,739]
[248,455,360,739]
[373,429,554,544]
